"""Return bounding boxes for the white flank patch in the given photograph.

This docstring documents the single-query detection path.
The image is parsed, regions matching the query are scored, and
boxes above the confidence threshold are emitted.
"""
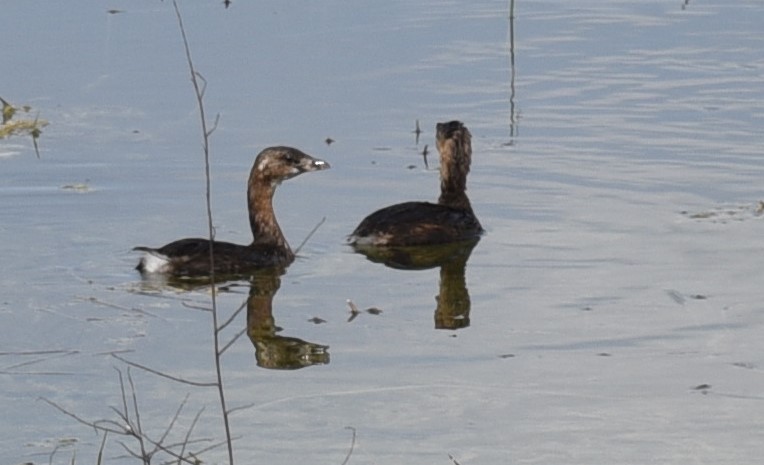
[349,232,391,246]
[139,251,170,273]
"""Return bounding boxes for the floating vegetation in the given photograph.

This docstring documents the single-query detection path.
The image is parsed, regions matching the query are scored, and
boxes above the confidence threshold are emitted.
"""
[692,384,711,394]
[732,362,755,370]
[0,96,48,158]
[345,299,383,322]
[61,183,91,193]
[680,201,764,223]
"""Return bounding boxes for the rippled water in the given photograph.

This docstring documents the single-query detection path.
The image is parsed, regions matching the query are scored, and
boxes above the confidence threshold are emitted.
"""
[3,1,764,464]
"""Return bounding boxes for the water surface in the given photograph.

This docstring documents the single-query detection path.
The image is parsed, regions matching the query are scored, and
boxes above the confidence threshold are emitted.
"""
[2,1,764,464]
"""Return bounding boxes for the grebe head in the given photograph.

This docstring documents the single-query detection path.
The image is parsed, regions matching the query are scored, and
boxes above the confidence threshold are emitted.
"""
[436,121,471,169]
[253,146,330,184]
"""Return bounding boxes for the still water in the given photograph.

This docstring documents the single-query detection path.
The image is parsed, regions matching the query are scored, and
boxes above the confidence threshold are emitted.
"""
[2,1,764,464]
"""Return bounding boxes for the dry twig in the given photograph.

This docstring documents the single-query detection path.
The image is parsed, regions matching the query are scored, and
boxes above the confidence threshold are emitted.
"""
[340,427,357,465]
[41,368,212,465]
[172,2,234,463]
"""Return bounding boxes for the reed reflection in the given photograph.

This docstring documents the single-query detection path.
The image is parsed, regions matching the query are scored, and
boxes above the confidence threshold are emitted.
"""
[352,238,479,330]
[246,269,330,370]
[507,0,518,143]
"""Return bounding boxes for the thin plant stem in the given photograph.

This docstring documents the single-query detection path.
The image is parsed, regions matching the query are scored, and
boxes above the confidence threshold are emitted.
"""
[218,328,248,356]
[172,2,234,464]
[41,368,213,465]
[112,353,217,387]
[96,432,108,465]
[177,406,205,465]
[217,299,248,333]
[340,427,357,465]
[294,216,326,255]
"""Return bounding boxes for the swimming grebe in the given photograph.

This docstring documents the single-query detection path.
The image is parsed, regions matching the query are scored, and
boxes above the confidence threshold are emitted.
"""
[349,120,482,246]
[135,146,330,277]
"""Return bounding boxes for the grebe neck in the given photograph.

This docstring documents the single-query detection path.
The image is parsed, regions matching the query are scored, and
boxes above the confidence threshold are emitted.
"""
[437,156,473,211]
[247,177,290,251]
[438,189,473,211]
[436,123,473,211]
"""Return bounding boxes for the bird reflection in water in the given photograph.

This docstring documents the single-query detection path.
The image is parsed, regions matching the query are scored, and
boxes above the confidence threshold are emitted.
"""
[351,238,479,330]
[246,269,330,370]
[135,268,329,370]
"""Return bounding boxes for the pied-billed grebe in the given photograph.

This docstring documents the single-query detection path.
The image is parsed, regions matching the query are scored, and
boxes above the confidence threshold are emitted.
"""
[135,146,330,277]
[349,120,482,246]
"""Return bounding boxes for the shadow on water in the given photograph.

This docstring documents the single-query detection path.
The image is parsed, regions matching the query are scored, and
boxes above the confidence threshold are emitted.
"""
[351,239,480,330]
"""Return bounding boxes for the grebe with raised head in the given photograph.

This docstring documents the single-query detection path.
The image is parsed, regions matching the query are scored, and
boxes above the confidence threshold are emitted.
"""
[349,121,482,246]
[135,146,330,277]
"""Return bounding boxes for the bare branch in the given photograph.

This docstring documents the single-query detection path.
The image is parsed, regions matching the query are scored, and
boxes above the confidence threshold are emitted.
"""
[39,397,120,434]
[294,216,326,255]
[225,402,255,416]
[448,453,462,465]
[181,301,213,312]
[79,295,160,319]
[196,72,207,98]
[96,417,131,434]
[177,406,205,465]
[207,113,221,137]
[1,348,79,373]
[151,394,191,455]
[188,437,239,458]
[96,432,108,465]
[116,368,130,425]
[47,442,59,465]
[45,367,216,465]
[172,2,234,463]
[127,369,142,433]
[340,426,357,465]
[107,406,131,430]
[126,368,152,464]
[218,328,247,356]
[116,440,143,461]
[217,298,247,333]
[32,111,42,158]
[112,353,217,387]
